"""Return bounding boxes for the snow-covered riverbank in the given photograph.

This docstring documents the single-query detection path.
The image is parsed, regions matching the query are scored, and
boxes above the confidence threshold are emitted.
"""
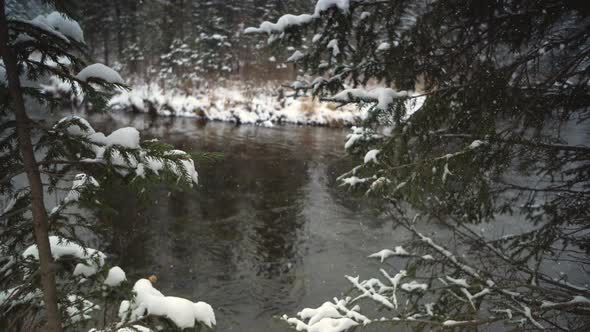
[107,84,366,127]
[41,79,426,128]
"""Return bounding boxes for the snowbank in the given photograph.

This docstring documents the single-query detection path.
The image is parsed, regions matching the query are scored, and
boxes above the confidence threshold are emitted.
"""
[107,84,365,127]
[41,79,425,128]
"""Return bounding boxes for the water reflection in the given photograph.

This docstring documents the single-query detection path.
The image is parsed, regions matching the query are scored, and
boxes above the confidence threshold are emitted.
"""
[89,113,397,331]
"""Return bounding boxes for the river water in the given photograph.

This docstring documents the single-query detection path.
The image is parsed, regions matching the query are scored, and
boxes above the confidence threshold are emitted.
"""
[8,110,585,331]
[89,113,416,331]
[13,110,587,331]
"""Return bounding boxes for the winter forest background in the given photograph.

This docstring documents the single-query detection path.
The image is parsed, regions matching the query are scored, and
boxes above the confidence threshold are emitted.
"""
[12,0,309,81]
[1,0,589,331]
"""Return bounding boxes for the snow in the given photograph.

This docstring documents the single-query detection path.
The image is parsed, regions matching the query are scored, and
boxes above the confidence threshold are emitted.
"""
[244,14,314,34]
[346,275,394,308]
[314,0,350,16]
[286,316,357,332]
[363,149,380,164]
[107,84,362,127]
[492,308,513,319]
[442,162,453,183]
[368,246,409,262]
[283,298,365,332]
[469,288,490,299]
[377,42,390,51]
[0,62,5,84]
[104,266,126,287]
[22,236,105,277]
[418,232,481,279]
[2,191,26,214]
[340,176,369,187]
[344,127,381,150]
[12,33,36,45]
[23,11,84,44]
[380,269,407,308]
[541,296,590,309]
[424,303,434,316]
[76,63,124,84]
[367,177,390,194]
[56,116,198,185]
[291,81,307,90]
[44,12,84,43]
[40,76,83,106]
[327,39,340,57]
[329,88,411,111]
[90,326,152,332]
[123,279,216,329]
[28,13,71,43]
[0,286,40,308]
[443,320,474,327]
[173,157,200,185]
[522,305,544,329]
[58,116,95,136]
[99,127,140,149]
[28,52,72,68]
[446,276,470,288]
[244,0,349,34]
[308,317,357,332]
[400,281,428,292]
[300,302,343,325]
[65,295,96,323]
[118,300,131,320]
[64,173,99,203]
[468,140,487,149]
[287,50,305,62]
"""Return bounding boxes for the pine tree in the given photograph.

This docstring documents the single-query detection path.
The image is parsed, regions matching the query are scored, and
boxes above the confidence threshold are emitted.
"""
[247,0,590,329]
[0,2,213,331]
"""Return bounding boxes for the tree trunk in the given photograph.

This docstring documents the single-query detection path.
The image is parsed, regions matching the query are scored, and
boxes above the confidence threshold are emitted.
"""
[0,3,63,332]
[114,0,123,60]
[178,0,185,40]
[129,0,139,75]
[103,25,110,66]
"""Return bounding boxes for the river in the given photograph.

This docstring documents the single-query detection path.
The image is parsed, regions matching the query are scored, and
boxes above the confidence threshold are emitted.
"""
[8,109,587,331]
[87,113,415,331]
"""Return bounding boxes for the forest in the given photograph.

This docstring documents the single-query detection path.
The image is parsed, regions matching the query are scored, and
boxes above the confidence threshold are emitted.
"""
[1,0,589,331]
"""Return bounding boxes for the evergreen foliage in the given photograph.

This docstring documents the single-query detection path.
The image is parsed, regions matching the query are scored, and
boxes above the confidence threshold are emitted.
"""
[1,3,210,331]
[249,0,590,330]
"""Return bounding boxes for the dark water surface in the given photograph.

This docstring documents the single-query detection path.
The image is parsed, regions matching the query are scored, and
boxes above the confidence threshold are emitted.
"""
[89,113,410,331]
[30,112,587,331]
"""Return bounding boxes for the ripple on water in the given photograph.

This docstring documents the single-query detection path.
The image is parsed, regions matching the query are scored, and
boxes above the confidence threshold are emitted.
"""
[89,114,398,331]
